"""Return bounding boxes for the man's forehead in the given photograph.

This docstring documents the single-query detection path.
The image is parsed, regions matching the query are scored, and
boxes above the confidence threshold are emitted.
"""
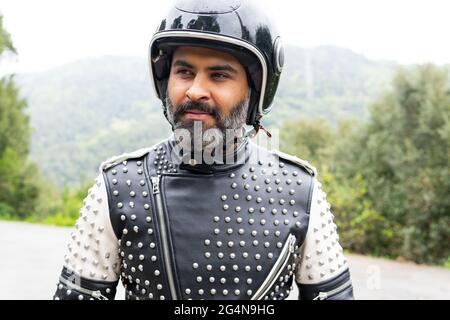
[172,46,243,67]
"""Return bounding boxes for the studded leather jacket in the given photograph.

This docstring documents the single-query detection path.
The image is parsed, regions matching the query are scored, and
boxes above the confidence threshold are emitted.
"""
[53,136,354,300]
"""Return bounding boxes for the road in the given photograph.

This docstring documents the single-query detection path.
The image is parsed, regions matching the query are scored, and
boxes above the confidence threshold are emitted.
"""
[0,220,448,300]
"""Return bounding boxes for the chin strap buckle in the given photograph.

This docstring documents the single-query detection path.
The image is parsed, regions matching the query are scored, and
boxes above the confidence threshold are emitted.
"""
[246,122,272,139]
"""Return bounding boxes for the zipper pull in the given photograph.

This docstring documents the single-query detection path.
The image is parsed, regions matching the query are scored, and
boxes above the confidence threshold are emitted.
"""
[313,292,328,300]
[289,236,296,253]
[151,176,160,194]
[92,290,108,300]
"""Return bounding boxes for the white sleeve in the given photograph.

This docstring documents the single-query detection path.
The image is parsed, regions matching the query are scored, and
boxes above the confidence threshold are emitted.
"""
[294,177,349,284]
[62,173,121,282]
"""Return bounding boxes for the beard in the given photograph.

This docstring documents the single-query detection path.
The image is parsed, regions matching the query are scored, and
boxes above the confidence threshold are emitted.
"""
[165,91,250,164]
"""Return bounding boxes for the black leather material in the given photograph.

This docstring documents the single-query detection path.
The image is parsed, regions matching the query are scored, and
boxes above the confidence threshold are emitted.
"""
[53,267,118,300]
[102,136,315,300]
[297,268,354,300]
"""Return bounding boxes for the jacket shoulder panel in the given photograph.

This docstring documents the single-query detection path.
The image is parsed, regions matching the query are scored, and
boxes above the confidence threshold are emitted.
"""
[271,149,317,177]
[99,147,152,172]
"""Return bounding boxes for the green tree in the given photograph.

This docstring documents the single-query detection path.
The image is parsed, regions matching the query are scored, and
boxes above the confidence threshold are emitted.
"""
[354,65,450,264]
[0,15,40,219]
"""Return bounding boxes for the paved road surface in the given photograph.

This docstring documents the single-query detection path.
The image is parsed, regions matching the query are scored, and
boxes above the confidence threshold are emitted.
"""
[0,221,448,300]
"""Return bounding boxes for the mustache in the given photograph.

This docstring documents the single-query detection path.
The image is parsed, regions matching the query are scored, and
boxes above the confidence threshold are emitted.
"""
[173,101,222,123]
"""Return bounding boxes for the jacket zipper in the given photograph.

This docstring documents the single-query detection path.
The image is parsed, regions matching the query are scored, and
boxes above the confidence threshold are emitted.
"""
[251,233,296,300]
[151,175,178,300]
[313,278,353,300]
[59,276,108,300]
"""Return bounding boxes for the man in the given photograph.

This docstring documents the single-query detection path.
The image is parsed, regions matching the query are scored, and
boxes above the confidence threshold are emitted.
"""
[53,0,354,300]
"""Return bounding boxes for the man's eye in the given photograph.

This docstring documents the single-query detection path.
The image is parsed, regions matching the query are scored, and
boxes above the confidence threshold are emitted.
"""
[176,69,193,76]
[211,73,230,79]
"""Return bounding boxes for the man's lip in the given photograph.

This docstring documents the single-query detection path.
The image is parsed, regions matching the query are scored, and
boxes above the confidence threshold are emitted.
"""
[183,112,212,121]
[185,110,210,114]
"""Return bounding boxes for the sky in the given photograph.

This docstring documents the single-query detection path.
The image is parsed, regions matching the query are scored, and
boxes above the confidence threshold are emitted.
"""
[1,0,450,75]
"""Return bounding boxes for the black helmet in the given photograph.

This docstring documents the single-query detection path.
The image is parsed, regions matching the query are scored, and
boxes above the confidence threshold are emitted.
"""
[148,0,284,129]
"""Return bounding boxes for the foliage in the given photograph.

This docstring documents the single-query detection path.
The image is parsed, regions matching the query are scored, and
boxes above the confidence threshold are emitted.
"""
[280,65,450,265]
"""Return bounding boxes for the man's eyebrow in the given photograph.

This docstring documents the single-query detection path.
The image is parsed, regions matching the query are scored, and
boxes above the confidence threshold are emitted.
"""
[173,60,194,68]
[207,64,239,74]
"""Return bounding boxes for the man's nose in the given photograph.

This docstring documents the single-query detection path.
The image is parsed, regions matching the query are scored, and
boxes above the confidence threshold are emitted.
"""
[186,74,211,102]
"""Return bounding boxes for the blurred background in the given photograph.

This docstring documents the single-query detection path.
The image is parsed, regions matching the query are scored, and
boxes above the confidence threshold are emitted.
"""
[0,0,449,299]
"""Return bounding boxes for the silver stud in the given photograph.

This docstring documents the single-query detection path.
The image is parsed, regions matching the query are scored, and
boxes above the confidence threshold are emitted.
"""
[214,228,220,235]
[238,229,245,235]
[120,215,126,221]
[214,216,220,222]
[236,217,243,223]
[248,207,254,213]
[117,202,123,209]
[210,289,216,295]
[240,240,246,247]
[284,219,290,225]
[113,190,119,196]
[192,263,199,269]
[249,218,255,225]
[255,254,261,260]
[205,252,211,258]
[274,220,280,226]
[260,207,266,213]
[235,206,241,212]
[246,195,252,201]
[112,179,117,185]
[296,221,301,228]
[151,255,157,261]
[131,214,136,220]
[133,226,139,233]
[251,230,258,236]
[144,204,150,210]
[256,265,262,271]
[220,278,226,284]
[231,182,237,189]
[243,252,249,258]
[150,242,156,248]
[229,173,235,178]
[268,252,274,259]
[220,265,226,272]
[256,197,262,203]
[272,208,278,215]
[216,241,223,247]
[260,219,266,225]
[207,264,213,271]
[221,195,227,201]
[204,239,211,246]
[254,185,260,191]
[228,241,234,248]
[146,216,152,223]
[223,289,228,295]
[142,191,148,197]
[223,204,229,211]
[196,276,202,283]
[264,230,270,236]
[209,277,215,283]
[227,228,233,235]
[253,240,259,246]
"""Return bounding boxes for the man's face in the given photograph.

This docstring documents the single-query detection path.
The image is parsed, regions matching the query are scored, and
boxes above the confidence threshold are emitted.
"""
[166,46,249,133]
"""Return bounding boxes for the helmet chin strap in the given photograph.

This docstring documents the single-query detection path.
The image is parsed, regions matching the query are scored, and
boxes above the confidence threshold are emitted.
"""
[245,120,272,139]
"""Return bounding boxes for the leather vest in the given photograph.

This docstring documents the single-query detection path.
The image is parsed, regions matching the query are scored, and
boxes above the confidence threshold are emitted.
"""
[102,137,314,300]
